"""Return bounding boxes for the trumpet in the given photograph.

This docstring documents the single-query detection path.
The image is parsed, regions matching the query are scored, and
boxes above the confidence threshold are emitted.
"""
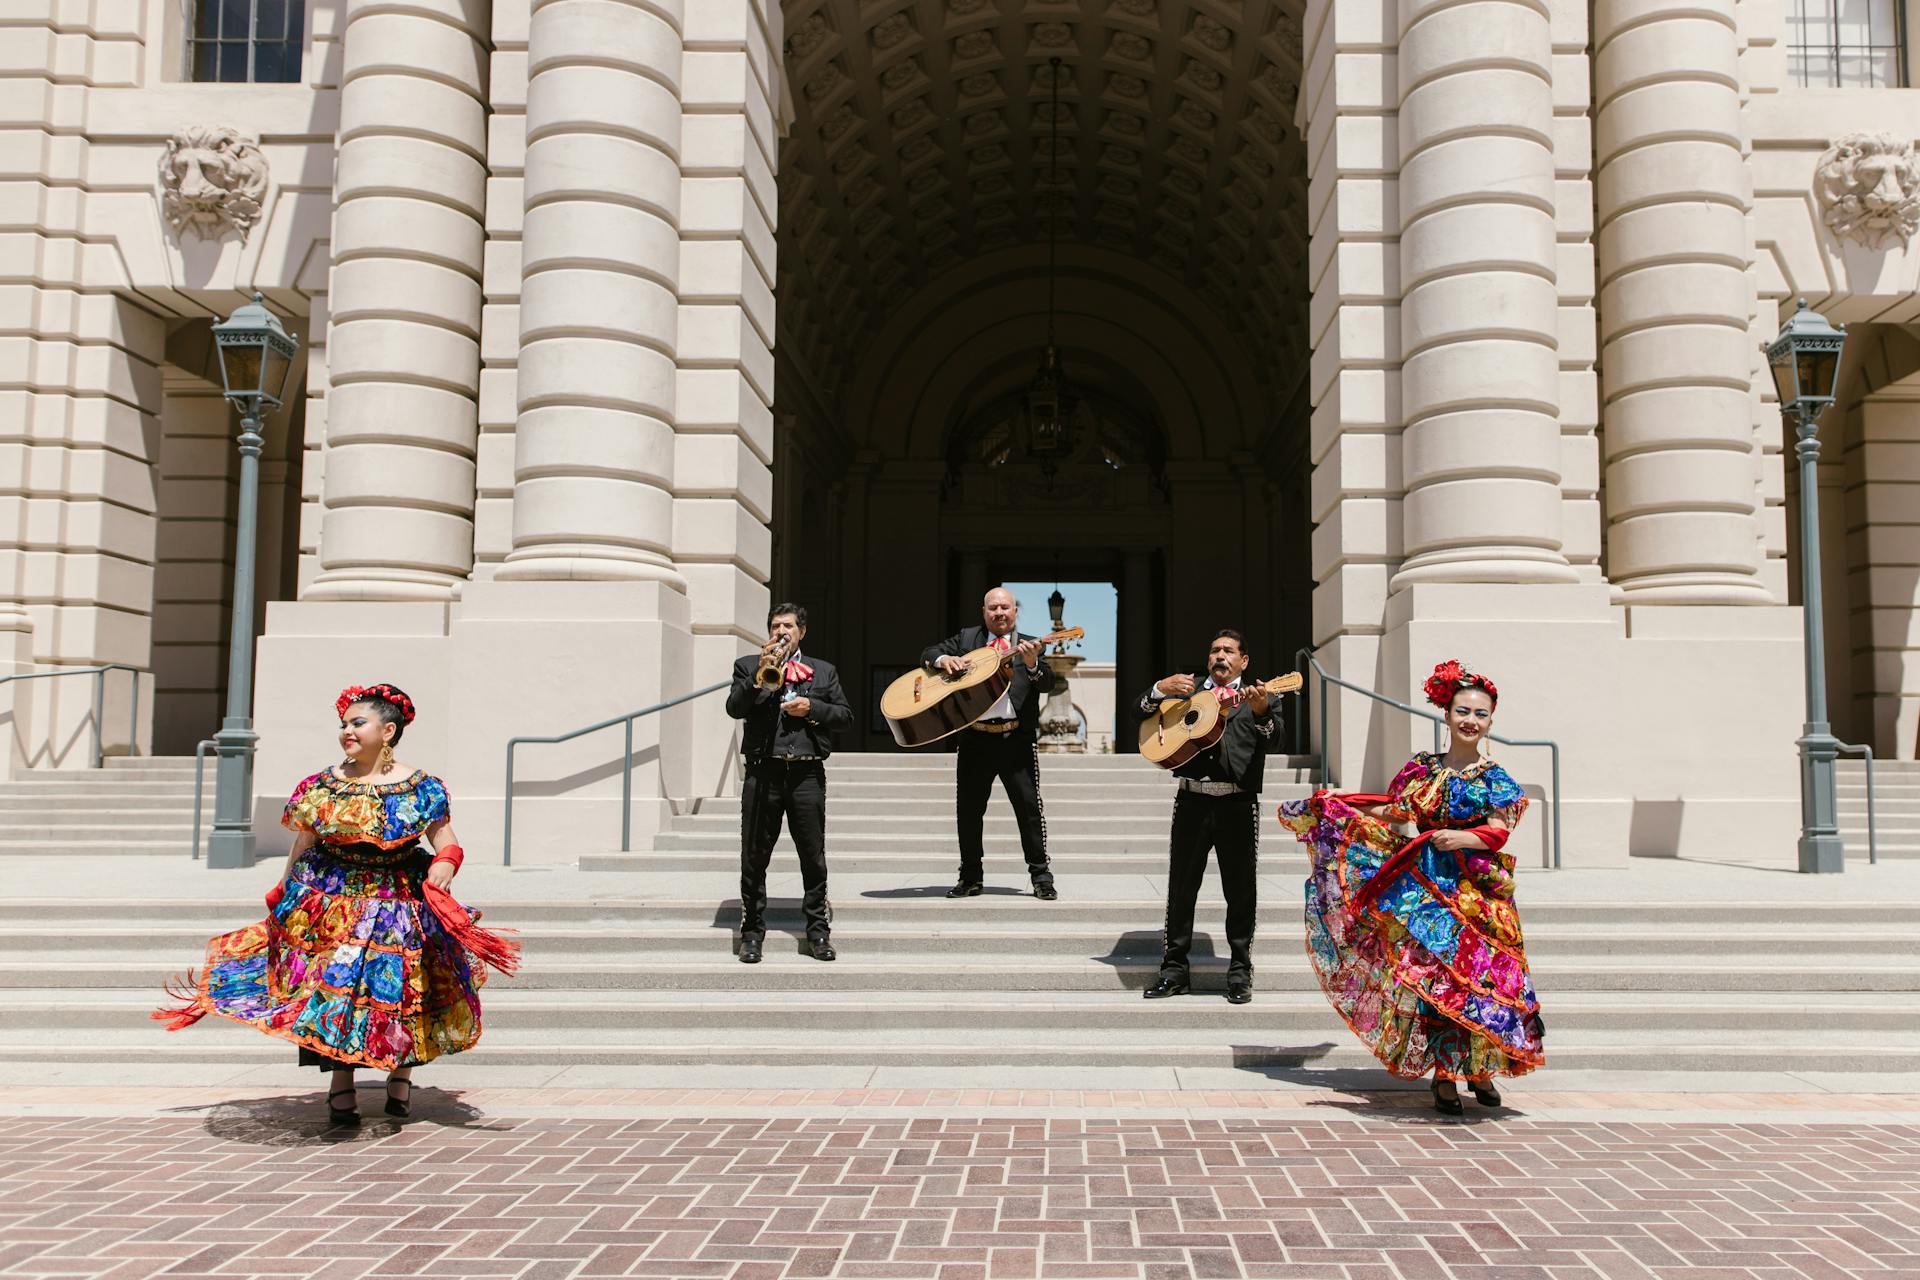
[755,632,798,690]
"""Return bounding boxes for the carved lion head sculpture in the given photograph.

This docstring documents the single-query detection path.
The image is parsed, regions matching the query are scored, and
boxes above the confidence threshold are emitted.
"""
[1814,132,1920,252]
[159,127,269,243]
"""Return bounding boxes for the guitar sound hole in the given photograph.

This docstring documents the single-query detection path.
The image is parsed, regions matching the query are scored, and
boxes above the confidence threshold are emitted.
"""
[1183,710,1200,727]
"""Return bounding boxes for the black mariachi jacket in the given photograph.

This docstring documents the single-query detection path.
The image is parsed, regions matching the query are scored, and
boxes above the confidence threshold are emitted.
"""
[919,625,1059,735]
[726,652,854,762]
[1133,673,1282,793]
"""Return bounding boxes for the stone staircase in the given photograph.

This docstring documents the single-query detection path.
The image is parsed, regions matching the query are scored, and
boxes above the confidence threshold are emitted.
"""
[0,750,1914,1079]
[1841,757,1920,859]
[0,756,203,856]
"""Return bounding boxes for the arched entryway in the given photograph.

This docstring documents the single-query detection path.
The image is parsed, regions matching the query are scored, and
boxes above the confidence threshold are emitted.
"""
[773,1,1314,747]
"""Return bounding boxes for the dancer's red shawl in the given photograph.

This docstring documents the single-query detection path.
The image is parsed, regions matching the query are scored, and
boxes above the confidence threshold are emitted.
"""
[1295,791,1511,917]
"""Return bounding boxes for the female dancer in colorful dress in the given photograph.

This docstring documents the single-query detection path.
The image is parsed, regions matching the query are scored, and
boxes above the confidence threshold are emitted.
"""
[156,684,518,1125]
[1277,660,1543,1114]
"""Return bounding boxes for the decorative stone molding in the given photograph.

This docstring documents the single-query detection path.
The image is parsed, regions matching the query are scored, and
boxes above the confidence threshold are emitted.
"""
[158,127,269,243]
[1815,132,1920,251]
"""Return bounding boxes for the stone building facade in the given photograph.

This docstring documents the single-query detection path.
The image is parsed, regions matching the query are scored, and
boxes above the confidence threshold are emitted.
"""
[2,0,1915,865]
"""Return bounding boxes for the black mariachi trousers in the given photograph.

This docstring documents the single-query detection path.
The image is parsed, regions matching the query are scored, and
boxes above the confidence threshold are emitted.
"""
[954,730,1053,886]
[1159,789,1258,982]
[738,758,832,939]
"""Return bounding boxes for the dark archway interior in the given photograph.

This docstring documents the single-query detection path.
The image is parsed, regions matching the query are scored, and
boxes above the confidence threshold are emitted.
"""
[773,1,1311,747]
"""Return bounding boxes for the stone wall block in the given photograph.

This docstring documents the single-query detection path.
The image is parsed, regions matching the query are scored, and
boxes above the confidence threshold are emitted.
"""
[1598,261,1747,329]
[344,14,488,93]
[517,337,675,419]
[319,508,477,579]
[333,197,485,271]
[1596,19,1738,96]
[519,269,676,349]
[1400,271,1559,356]
[527,0,682,92]
[1405,476,1567,550]
[523,62,682,154]
[1603,385,1755,453]
[1399,70,1552,154]
[1605,449,1757,518]
[1603,323,1750,392]
[326,383,478,454]
[330,258,483,336]
[1598,201,1747,271]
[329,318,481,396]
[1401,408,1564,483]
[1401,203,1557,286]
[511,472,675,551]
[334,135,487,218]
[1596,141,1749,215]
[339,74,488,154]
[1593,80,1740,161]
[520,200,679,281]
[1608,510,1763,577]
[1400,136,1555,220]
[325,446,477,514]
[1403,339,1560,419]
[512,405,674,486]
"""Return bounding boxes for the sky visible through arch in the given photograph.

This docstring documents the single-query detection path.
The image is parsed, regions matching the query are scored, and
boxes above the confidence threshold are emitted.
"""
[1001,581,1117,663]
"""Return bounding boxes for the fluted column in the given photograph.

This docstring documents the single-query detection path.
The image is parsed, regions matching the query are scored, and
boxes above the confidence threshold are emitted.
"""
[497,0,686,585]
[1593,0,1770,603]
[1391,0,1577,587]
[306,0,487,601]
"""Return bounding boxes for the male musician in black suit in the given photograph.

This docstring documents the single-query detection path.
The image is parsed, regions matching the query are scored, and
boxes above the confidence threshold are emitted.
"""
[727,602,853,964]
[1134,629,1281,1004]
[920,586,1060,899]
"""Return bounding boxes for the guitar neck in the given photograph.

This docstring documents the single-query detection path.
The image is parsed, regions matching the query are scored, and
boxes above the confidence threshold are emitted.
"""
[1257,674,1304,696]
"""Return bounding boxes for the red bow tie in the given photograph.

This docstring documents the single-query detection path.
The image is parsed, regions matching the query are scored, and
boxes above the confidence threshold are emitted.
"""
[1214,684,1242,709]
[783,659,814,684]
[990,635,1011,653]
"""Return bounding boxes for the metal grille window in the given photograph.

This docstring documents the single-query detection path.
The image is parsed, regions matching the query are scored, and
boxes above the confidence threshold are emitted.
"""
[1788,0,1906,87]
[188,0,305,83]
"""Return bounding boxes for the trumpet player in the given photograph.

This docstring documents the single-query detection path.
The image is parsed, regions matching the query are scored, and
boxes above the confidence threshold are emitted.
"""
[726,603,852,964]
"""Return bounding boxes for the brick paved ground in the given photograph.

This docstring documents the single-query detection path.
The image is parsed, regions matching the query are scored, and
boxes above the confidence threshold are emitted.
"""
[1,1092,1917,1280]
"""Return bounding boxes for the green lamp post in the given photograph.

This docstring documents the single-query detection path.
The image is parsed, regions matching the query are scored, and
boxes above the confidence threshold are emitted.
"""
[1764,298,1848,875]
[205,293,299,870]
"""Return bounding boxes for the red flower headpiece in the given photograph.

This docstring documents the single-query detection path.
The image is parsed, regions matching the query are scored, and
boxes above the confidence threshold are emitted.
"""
[1422,659,1498,709]
[335,683,417,724]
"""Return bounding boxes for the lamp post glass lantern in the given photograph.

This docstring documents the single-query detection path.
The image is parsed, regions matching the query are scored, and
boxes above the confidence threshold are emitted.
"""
[1765,298,1848,875]
[206,293,299,869]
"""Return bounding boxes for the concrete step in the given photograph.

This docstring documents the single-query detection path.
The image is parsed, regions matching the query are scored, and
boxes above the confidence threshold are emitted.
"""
[0,798,198,814]
[7,989,1912,1034]
[802,754,1320,770]
[2,1023,1914,1072]
[7,925,1911,960]
[2,897,1907,928]
[684,796,1277,816]
[0,824,203,841]
[578,850,1310,872]
[0,781,203,797]
[0,840,190,857]
[5,958,1915,993]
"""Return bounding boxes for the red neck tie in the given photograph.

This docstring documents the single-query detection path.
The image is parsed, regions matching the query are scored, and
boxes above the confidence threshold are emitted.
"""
[991,634,1011,654]
[783,658,814,684]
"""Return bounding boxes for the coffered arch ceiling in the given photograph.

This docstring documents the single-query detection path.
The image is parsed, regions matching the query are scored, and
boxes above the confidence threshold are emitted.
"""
[776,0,1310,425]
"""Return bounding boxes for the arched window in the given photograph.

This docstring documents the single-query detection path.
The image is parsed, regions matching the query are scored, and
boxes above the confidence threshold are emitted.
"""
[1787,0,1906,86]
[188,0,305,83]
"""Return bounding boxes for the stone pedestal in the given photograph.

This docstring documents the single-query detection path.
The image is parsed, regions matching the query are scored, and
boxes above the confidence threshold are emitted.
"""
[0,608,33,781]
[1037,651,1086,753]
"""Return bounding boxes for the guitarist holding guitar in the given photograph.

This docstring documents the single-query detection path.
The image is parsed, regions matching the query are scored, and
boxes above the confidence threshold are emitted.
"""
[920,587,1061,901]
[1134,629,1282,1004]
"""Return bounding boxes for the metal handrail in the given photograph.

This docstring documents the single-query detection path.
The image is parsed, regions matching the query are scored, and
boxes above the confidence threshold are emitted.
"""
[1835,742,1877,864]
[191,737,218,862]
[1293,648,1564,870]
[0,664,143,767]
[502,680,729,865]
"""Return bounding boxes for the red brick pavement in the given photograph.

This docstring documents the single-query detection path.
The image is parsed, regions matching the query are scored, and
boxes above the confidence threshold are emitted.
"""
[0,1102,1916,1280]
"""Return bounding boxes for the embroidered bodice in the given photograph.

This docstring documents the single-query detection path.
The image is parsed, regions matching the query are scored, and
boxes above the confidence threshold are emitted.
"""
[282,768,451,849]
[1382,753,1528,832]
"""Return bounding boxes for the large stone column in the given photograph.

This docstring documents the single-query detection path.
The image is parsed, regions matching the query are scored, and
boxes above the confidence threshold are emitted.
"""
[1593,0,1771,603]
[306,0,489,601]
[1391,0,1577,588]
[497,0,686,585]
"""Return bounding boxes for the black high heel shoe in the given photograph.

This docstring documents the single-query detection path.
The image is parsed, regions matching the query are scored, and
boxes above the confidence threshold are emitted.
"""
[385,1075,411,1119]
[1430,1080,1463,1116]
[1467,1079,1502,1108]
[327,1086,360,1126]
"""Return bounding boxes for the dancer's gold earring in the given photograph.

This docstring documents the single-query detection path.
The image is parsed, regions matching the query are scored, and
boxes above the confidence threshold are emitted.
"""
[379,742,395,771]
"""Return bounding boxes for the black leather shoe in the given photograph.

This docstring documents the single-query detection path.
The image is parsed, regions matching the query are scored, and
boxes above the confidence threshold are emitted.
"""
[1432,1081,1464,1116]
[808,935,836,961]
[1142,974,1190,999]
[1226,980,1253,1004]
[1033,883,1058,901]
[738,934,763,964]
[326,1086,360,1126]
[1467,1079,1502,1108]
[946,881,984,898]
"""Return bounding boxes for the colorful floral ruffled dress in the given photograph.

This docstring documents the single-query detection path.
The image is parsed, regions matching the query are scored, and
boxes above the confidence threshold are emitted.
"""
[157,769,490,1070]
[1278,754,1545,1080]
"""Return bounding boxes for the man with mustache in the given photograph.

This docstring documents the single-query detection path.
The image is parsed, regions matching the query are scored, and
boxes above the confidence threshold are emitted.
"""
[1133,629,1280,1004]
[920,587,1060,899]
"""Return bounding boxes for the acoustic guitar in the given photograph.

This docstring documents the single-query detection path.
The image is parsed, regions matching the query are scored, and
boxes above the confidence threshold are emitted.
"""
[881,627,1085,748]
[1138,672,1305,769]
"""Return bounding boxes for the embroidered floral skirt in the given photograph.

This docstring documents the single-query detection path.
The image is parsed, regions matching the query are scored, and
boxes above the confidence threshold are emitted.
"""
[180,842,487,1070]
[1278,796,1545,1080]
